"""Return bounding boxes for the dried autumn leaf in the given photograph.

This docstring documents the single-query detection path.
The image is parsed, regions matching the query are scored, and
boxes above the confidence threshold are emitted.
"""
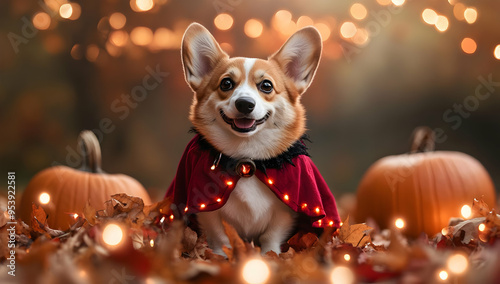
[31,203,48,234]
[370,229,410,271]
[104,199,114,217]
[111,193,144,212]
[83,202,96,225]
[472,198,490,217]
[288,232,318,251]
[182,227,198,253]
[222,220,247,262]
[338,216,373,247]
[485,209,500,227]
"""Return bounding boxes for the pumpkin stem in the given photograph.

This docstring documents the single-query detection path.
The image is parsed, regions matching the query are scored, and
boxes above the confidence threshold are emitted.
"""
[78,130,103,173]
[410,126,435,153]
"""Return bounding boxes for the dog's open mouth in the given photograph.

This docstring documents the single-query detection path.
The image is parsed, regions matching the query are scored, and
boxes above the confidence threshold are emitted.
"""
[220,110,270,133]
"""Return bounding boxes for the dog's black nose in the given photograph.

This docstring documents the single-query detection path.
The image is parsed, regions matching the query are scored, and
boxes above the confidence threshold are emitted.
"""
[235,97,255,114]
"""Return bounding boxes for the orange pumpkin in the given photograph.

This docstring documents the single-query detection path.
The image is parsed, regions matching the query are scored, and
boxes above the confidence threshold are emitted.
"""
[20,131,152,230]
[356,127,496,238]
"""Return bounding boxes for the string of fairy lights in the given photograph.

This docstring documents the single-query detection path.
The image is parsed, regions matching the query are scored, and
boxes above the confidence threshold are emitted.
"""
[35,187,484,283]
[28,0,500,62]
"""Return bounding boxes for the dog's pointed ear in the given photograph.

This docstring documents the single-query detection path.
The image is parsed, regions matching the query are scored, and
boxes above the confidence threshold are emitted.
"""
[270,27,322,94]
[181,23,228,91]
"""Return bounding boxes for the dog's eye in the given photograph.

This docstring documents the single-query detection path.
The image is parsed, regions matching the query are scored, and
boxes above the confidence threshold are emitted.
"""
[259,80,273,94]
[220,78,234,91]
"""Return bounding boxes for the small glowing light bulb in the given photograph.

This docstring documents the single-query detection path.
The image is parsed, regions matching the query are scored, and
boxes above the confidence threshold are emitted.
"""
[210,165,216,170]
[150,239,154,247]
[329,221,334,226]
[284,194,289,201]
[478,223,486,232]
[39,193,50,204]
[395,218,405,229]
[227,181,233,186]
[242,259,270,284]
[267,179,273,185]
[200,203,206,209]
[216,198,222,203]
[169,214,174,220]
[461,205,472,219]
[344,254,351,261]
[72,213,79,219]
[102,223,123,246]
[184,207,188,212]
[160,216,166,223]
[315,207,320,214]
[302,203,308,208]
[438,270,448,281]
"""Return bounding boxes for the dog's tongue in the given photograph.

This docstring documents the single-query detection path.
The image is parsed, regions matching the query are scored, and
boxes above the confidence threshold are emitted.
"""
[234,118,256,129]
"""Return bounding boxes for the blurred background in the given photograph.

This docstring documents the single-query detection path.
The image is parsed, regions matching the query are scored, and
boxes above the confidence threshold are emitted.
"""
[1,0,499,203]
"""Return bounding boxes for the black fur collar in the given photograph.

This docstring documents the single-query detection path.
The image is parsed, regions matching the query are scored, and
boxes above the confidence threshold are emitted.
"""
[190,128,310,174]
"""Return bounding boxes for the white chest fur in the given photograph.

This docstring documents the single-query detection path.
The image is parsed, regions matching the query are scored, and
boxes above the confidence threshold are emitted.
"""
[197,175,297,254]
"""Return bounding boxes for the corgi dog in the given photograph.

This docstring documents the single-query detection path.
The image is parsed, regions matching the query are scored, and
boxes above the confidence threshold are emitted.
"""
[167,23,340,256]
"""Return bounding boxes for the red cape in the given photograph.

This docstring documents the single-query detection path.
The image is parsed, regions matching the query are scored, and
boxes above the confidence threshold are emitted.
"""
[165,135,341,229]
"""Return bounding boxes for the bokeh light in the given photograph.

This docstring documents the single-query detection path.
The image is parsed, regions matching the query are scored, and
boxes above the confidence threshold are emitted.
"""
[39,192,50,204]
[447,253,468,274]
[340,22,357,39]
[478,223,486,231]
[153,28,175,49]
[242,259,270,284]
[435,16,449,32]
[395,218,405,229]
[344,254,351,261]
[109,31,129,47]
[102,223,124,246]
[272,10,293,33]
[330,266,355,284]
[376,0,392,5]
[391,0,405,6]
[453,3,466,21]
[422,9,438,25]
[134,0,154,12]
[464,8,478,24]
[244,19,263,38]
[314,23,331,41]
[438,270,448,281]
[68,3,81,20]
[59,3,73,19]
[350,3,367,20]
[32,12,51,30]
[130,26,154,46]
[460,37,477,54]
[214,13,234,30]
[86,44,100,62]
[297,16,314,28]
[494,45,500,60]
[70,44,83,60]
[109,13,127,29]
[352,28,369,46]
[461,204,472,218]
